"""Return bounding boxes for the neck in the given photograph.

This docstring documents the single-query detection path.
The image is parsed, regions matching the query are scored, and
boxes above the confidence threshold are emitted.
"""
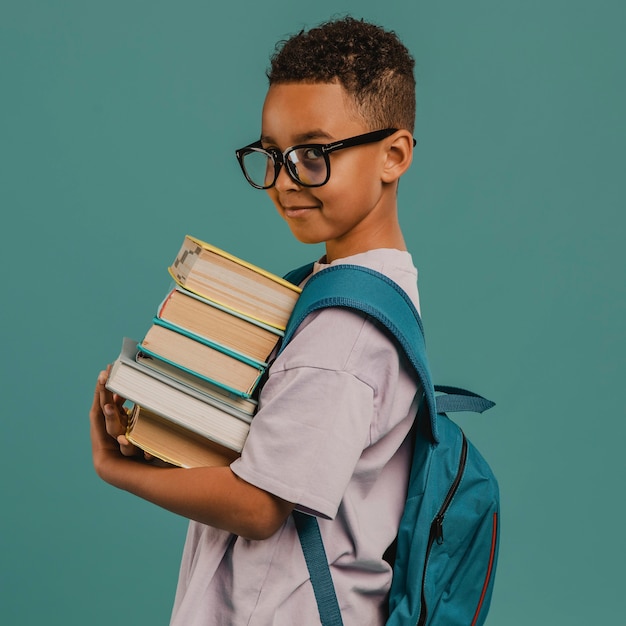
[325,221,407,263]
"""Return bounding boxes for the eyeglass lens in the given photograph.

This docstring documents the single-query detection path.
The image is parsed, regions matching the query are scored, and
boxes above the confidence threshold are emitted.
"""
[287,147,327,186]
[241,150,275,189]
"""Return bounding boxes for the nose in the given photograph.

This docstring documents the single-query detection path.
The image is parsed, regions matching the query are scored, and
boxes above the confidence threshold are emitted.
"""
[274,161,300,192]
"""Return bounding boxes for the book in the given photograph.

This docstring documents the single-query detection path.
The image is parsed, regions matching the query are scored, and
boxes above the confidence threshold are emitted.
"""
[106,338,252,452]
[136,349,257,416]
[157,286,282,364]
[126,404,240,468]
[139,321,265,397]
[168,235,302,330]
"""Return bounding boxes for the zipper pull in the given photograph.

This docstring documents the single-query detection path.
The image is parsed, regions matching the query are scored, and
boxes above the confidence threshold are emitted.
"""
[434,515,444,545]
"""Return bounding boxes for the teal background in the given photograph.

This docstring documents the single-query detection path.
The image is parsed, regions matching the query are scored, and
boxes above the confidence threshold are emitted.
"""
[1,1,624,624]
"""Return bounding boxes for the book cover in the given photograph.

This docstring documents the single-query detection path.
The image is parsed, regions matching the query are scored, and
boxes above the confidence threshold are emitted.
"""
[106,338,252,451]
[139,321,265,397]
[126,404,240,468]
[168,235,301,330]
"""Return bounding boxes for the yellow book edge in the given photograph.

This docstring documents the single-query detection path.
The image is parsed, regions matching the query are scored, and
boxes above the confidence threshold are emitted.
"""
[184,235,302,295]
[167,266,290,331]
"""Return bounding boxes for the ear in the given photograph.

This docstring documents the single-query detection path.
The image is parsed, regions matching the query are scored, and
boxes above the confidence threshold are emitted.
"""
[381,130,414,184]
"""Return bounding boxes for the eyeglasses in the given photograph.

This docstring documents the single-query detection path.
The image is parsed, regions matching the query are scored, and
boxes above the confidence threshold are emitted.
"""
[235,128,411,190]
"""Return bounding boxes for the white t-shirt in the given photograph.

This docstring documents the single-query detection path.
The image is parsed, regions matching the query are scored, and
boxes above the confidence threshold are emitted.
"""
[170,249,422,626]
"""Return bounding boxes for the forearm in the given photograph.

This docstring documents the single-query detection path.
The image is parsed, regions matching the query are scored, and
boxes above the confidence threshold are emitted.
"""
[94,452,292,540]
[90,372,293,540]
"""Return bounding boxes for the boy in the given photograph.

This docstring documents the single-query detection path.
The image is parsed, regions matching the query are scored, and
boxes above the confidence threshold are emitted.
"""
[90,16,420,625]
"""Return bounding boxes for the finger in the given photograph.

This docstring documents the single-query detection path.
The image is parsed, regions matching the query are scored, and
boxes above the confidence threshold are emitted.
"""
[91,372,112,428]
[90,375,120,452]
[113,392,127,407]
[97,370,126,439]
[97,368,116,410]
[117,434,141,458]
[103,402,126,439]
[113,394,130,428]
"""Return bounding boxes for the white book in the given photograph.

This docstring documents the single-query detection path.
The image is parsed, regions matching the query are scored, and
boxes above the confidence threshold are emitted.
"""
[106,338,253,452]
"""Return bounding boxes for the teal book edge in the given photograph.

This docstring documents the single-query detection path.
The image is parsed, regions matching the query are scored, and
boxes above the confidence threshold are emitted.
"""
[135,350,257,416]
[151,316,269,368]
[116,338,254,422]
[136,342,263,399]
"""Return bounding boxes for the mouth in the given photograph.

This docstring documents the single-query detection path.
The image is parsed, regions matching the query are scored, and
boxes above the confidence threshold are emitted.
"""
[282,205,319,219]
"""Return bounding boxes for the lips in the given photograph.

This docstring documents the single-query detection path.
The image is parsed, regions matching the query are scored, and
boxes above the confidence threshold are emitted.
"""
[282,205,319,218]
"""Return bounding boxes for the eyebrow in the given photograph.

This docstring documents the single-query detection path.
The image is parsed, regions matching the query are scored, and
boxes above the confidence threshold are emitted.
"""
[260,129,335,146]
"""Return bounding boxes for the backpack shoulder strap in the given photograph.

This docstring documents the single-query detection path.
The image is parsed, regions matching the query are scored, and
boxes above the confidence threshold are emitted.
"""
[281,264,495,422]
[279,263,440,441]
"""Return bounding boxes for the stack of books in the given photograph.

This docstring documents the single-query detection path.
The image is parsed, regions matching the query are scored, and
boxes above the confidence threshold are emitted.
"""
[106,235,302,468]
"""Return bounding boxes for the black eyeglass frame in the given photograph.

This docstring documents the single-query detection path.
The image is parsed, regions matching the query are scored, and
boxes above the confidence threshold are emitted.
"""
[235,128,415,190]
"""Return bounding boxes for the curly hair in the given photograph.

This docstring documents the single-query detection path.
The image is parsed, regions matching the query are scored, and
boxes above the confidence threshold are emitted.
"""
[267,16,416,133]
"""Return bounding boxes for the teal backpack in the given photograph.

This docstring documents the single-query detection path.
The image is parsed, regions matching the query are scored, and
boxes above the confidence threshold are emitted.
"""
[281,263,500,626]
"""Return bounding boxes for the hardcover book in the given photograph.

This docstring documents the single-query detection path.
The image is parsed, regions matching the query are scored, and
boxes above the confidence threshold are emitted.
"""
[139,321,265,398]
[168,235,302,330]
[157,286,282,365]
[135,349,257,416]
[126,404,240,468]
[106,338,252,452]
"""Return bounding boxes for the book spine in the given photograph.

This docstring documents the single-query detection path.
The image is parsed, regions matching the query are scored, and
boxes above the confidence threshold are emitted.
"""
[157,287,177,318]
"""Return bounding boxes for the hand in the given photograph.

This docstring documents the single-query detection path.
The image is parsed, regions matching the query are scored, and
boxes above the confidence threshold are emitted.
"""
[89,367,148,477]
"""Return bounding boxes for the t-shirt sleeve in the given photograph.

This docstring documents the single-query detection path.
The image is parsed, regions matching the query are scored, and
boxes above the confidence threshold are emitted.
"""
[232,366,373,519]
[230,308,382,520]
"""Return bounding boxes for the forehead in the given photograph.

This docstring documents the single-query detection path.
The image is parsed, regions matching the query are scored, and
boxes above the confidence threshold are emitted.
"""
[261,82,367,144]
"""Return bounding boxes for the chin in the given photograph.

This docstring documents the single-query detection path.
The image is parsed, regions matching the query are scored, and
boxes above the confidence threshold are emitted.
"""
[293,234,324,245]
[285,225,324,245]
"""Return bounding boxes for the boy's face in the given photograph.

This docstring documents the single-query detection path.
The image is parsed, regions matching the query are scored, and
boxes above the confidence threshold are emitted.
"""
[261,82,398,261]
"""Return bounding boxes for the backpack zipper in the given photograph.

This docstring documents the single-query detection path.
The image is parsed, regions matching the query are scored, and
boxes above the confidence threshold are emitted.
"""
[416,432,468,626]
[470,511,499,626]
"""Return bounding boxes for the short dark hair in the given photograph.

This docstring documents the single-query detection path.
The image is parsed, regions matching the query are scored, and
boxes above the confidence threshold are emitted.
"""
[267,16,416,133]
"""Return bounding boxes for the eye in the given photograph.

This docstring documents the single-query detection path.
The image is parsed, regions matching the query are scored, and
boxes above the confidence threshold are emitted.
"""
[302,147,324,161]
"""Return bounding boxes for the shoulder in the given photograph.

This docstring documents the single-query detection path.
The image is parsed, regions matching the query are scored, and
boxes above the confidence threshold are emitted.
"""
[271,304,410,402]
[269,248,420,385]
[311,248,420,314]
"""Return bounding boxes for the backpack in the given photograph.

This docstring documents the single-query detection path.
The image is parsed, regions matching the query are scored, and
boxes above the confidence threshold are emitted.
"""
[280,263,500,626]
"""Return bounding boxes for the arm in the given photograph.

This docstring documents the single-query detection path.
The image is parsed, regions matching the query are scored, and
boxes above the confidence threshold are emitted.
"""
[90,369,294,540]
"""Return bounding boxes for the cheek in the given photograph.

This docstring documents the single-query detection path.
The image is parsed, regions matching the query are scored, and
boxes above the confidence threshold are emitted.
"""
[265,189,282,212]
[328,153,381,196]
[321,173,379,215]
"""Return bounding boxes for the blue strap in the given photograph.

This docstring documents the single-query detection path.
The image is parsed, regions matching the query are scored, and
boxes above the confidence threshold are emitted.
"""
[435,385,495,415]
[293,511,344,626]
[279,264,440,442]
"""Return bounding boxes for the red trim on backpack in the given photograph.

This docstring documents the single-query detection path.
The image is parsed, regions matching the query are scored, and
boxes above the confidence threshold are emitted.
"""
[471,512,498,626]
